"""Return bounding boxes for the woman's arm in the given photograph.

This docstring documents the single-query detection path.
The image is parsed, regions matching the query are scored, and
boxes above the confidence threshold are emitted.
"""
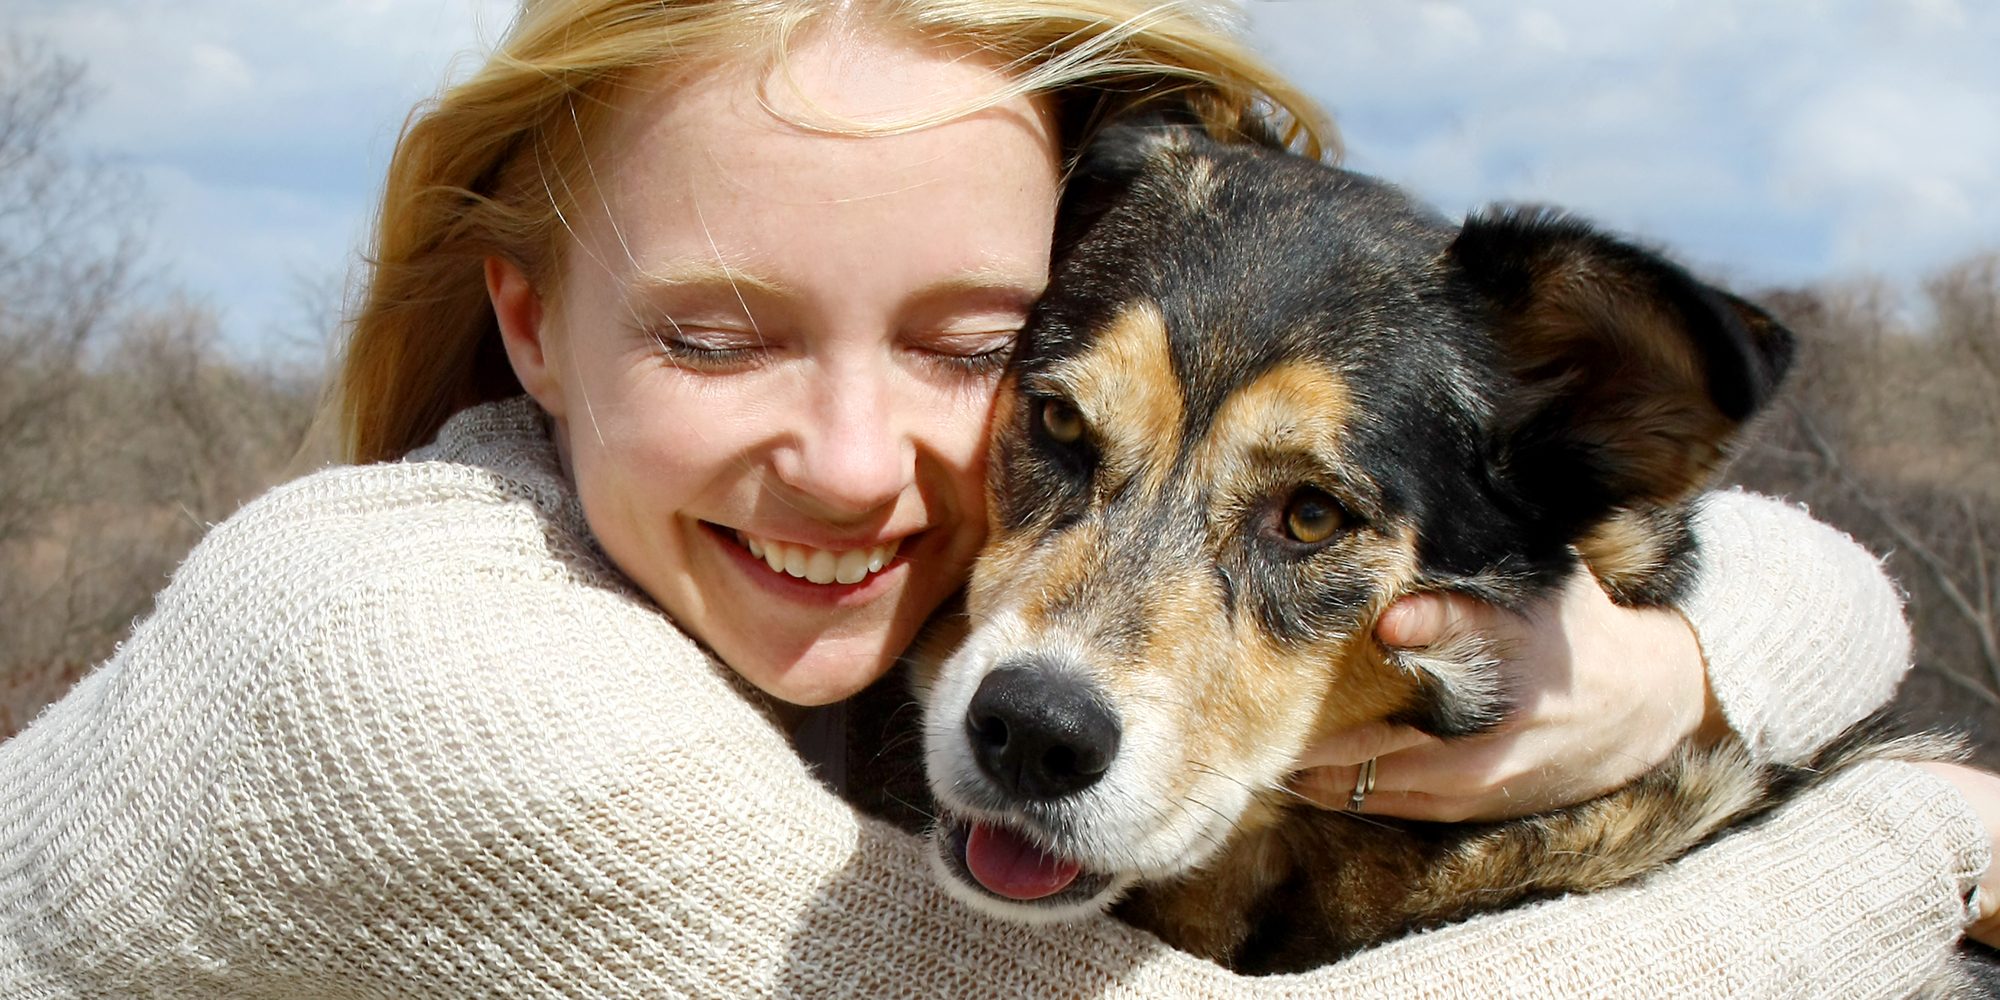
[204,570,1982,998]
[1922,762,2000,949]
[1332,758,1984,998]
[1682,489,1912,762]
[1,477,1975,998]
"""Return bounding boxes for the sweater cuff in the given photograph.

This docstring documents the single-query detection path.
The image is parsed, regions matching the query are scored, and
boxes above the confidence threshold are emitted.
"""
[1679,490,1911,762]
[1829,760,1990,927]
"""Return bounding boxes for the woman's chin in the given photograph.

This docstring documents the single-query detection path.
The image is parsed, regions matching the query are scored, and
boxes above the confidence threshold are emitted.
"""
[729,635,908,708]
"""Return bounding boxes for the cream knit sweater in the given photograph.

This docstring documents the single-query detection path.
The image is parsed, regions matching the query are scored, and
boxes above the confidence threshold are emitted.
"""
[0,398,1984,998]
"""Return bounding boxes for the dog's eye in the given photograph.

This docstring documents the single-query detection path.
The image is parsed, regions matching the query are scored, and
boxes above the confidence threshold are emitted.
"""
[1283,488,1344,544]
[1039,399,1086,444]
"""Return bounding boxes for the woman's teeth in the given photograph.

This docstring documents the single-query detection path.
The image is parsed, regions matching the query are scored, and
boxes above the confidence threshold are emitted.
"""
[737,532,901,586]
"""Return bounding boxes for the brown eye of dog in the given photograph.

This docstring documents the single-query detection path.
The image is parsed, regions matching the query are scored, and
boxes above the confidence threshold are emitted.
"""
[1040,399,1085,444]
[1283,489,1343,544]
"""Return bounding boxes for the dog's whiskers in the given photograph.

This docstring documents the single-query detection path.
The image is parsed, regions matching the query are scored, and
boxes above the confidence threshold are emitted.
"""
[1180,793,1246,855]
[884,793,940,823]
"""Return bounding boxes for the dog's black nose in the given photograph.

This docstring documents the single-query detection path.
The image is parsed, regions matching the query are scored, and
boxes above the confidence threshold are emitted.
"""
[965,664,1121,800]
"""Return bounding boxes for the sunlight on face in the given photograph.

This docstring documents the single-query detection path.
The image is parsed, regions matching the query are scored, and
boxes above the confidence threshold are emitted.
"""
[520,30,1060,706]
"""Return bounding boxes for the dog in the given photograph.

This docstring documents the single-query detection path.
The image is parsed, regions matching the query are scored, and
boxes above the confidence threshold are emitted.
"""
[870,118,1963,978]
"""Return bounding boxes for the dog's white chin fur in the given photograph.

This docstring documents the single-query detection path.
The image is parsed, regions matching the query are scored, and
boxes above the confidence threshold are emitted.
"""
[922,609,1283,885]
[923,830,1133,926]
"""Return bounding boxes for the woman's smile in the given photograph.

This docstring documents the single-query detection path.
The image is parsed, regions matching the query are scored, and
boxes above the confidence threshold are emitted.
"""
[733,528,903,586]
[703,520,913,604]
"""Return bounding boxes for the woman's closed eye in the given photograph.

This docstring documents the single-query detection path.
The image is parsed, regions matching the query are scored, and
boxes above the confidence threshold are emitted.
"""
[913,329,1017,376]
[651,324,770,372]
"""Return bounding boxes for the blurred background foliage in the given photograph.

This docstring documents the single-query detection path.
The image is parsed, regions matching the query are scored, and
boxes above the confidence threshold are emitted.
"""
[1,42,327,734]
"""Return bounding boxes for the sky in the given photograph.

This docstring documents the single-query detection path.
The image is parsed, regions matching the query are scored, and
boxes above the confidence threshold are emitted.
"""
[8,0,2000,350]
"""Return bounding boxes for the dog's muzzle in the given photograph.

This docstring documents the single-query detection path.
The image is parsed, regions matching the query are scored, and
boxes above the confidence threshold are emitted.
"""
[927,658,1130,913]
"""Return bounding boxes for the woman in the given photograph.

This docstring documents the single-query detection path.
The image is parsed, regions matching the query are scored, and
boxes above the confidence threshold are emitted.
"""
[1,0,1990,995]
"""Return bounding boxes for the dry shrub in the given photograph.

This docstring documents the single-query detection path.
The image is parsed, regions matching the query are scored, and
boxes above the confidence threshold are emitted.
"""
[0,302,325,736]
[1732,253,2000,761]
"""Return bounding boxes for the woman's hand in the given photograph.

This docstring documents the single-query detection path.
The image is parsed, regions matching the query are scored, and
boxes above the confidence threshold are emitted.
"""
[1290,571,1729,822]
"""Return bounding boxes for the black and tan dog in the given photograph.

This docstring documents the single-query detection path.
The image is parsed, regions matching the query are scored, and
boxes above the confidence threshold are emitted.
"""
[889,120,1954,976]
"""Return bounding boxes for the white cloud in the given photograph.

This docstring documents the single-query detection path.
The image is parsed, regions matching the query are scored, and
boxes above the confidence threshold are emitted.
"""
[1245,0,2000,286]
[1779,76,2000,273]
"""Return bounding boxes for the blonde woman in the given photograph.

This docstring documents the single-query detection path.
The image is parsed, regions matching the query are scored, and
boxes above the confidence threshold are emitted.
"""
[2,1,1991,995]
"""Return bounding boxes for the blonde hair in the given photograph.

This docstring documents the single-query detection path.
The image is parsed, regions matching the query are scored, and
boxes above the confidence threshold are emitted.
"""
[334,0,1335,463]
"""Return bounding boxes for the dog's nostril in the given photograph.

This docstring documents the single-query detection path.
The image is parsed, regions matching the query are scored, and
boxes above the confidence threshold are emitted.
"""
[964,663,1121,801]
[974,713,1010,752]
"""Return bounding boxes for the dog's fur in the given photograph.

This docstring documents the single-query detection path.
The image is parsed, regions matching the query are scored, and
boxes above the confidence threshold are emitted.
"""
[861,120,1963,979]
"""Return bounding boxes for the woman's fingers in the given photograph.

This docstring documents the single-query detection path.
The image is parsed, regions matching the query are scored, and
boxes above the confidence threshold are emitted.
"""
[1335,790,1483,823]
[1377,590,1498,648]
[1376,592,1449,648]
[1289,732,1488,817]
[1287,764,1494,822]
[1289,723,1435,811]
[1330,576,1705,823]
[1291,729,1574,820]
[1288,764,1363,811]
[1291,721,1432,770]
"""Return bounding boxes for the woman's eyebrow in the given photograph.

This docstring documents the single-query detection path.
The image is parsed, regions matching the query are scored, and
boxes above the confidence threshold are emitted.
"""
[625,266,1044,310]
[625,262,792,305]
[902,270,1047,312]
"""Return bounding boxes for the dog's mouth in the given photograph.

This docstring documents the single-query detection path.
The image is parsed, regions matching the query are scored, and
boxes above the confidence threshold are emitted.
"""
[936,815,1116,907]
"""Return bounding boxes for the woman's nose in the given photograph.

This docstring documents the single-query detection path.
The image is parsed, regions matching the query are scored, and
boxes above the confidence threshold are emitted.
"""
[772,367,913,517]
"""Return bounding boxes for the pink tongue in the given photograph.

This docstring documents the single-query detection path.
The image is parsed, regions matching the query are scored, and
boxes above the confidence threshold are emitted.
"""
[965,823,1083,900]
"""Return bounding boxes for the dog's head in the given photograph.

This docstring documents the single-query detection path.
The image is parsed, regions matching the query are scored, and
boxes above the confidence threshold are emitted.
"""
[918,122,1792,922]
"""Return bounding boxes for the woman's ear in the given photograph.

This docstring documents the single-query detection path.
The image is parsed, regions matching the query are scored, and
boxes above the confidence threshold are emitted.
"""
[486,255,565,419]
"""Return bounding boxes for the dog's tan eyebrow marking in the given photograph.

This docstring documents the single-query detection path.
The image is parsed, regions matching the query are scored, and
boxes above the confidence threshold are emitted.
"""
[1047,301,1184,493]
[1190,360,1358,496]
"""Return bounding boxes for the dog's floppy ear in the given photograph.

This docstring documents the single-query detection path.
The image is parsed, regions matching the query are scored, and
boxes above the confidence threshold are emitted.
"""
[1448,208,1794,528]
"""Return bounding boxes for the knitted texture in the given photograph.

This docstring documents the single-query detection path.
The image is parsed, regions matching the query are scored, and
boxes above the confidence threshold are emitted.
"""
[0,398,1981,998]
[1685,490,1915,762]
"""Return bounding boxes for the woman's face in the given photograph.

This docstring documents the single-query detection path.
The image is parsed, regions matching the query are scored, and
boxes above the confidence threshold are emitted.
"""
[491,31,1060,706]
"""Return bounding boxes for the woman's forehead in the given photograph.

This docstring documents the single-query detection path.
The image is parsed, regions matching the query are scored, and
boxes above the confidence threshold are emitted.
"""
[562,32,1060,272]
[540,29,1056,310]
[594,29,1056,186]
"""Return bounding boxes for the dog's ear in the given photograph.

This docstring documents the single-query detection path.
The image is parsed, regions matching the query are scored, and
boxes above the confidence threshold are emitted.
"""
[1448,208,1794,527]
[1057,113,1204,250]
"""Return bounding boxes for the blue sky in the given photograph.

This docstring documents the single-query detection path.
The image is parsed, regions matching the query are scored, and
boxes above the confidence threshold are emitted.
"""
[10,0,2000,350]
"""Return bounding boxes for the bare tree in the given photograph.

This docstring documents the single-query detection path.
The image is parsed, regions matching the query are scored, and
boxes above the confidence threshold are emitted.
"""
[0,39,327,738]
[0,39,138,732]
[0,38,142,550]
[1732,256,2000,758]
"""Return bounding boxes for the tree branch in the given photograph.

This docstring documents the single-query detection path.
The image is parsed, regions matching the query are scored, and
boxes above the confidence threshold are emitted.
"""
[1793,407,2000,692]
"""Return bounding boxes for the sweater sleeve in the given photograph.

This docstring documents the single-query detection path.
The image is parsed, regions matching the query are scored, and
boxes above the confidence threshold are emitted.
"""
[1679,490,1913,762]
[0,474,1979,999]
